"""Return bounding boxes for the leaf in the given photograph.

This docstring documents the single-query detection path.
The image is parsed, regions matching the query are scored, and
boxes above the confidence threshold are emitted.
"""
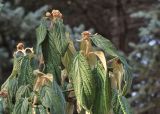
[18,55,34,86]
[40,81,66,114]
[112,59,124,91]
[91,34,118,57]
[49,19,68,56]
[80,36,97,68]
[91,34,132,95]
[66,102,74,114]
[36,20,47,53]
[0,97,5,114]
[16,85,32,101]
[41,33,61,84]
[1,56,23,90]
[62,33,76,71]
[92,62,111,114]
[70,52,96,111]
[91,51,107,73]
[118,94,133,114]
[38,105,48,114]
[112,89,122,114]
[13,98,29,114]
[8,78,18,102]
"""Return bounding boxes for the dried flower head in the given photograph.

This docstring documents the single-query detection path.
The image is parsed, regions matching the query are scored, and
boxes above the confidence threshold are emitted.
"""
[17,43,24,51]
[25,47,34,54]
[51,10,62,19]
[45,10,62,20]
[14,50,24,57]
[81,31,91,40]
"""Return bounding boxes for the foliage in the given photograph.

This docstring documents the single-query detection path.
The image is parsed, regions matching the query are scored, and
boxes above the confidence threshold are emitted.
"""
[0,9,132,114]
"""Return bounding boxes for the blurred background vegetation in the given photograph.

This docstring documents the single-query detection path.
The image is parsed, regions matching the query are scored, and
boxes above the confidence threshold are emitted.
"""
[0,0,159,114]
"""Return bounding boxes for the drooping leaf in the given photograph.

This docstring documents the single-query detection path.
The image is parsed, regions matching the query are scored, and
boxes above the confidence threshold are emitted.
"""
[1,56,23,90]
[112,59,124,92]
[91,34,118,57]
[49,19,68,56]
[16,85,32,101]
[38,105,48,114]
[40,81,66,114]
[92,51,107,72]
[118,94,133,114]
[70,52,96,111]
[92,62,111,114]
[13,98,29,114]
[112,89,122,114]
[41,33,61,84]
[91,34,132,94]
[80,37,97,68]
[62,33,76,71]
[7,78,18,108]
[18,55,34,86]
[0,97,6,114]
[36,20,47,54]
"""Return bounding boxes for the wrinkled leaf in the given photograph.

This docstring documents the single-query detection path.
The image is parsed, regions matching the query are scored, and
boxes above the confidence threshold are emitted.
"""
[40,81,66,114]
[92,62,111,114]
[16,85,32,101]
[49,19,68,56]
[118,94,133,114]
[91,34,132,94]
[70,52,95,111]
[18,55,34,86]
[13,98,29,114]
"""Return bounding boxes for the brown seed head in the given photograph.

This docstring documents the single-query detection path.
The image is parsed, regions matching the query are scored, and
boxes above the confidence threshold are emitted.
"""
[51,10,62,19]
[17,43,24,51]
[81,31,91,40]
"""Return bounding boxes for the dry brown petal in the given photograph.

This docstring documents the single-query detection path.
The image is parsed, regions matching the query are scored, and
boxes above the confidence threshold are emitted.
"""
[81,31,91,40]
[25,47,34,54]
[51,9,62,19]
[17,42,24,51]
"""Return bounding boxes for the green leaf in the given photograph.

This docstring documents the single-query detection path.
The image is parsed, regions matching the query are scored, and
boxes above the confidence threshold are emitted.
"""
[91,34,118,56]
[1,56,23,90]
[36,20,47,53]
[16,85,32,101]
[8,78,18,106]
[41,31,61,84]
[40,81,66,114]
[0,97,5,114]
[18,55,34,86]
[118,94,133,114]
[70,52,96,111]
[13,98,29,114]
[49,19,68,56]
[91,34,132,94]
[92,62,111,114]
[38,105,48,114]
[112,89,122,114]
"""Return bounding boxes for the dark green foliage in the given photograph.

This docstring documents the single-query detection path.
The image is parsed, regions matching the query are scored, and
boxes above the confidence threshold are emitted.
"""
[91,34,132,95]
[92,62,111,114]
[70,52,96,112]
[0,10,132,114]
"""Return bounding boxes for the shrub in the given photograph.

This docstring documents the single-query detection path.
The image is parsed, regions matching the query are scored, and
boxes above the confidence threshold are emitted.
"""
[0,9,132,114]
